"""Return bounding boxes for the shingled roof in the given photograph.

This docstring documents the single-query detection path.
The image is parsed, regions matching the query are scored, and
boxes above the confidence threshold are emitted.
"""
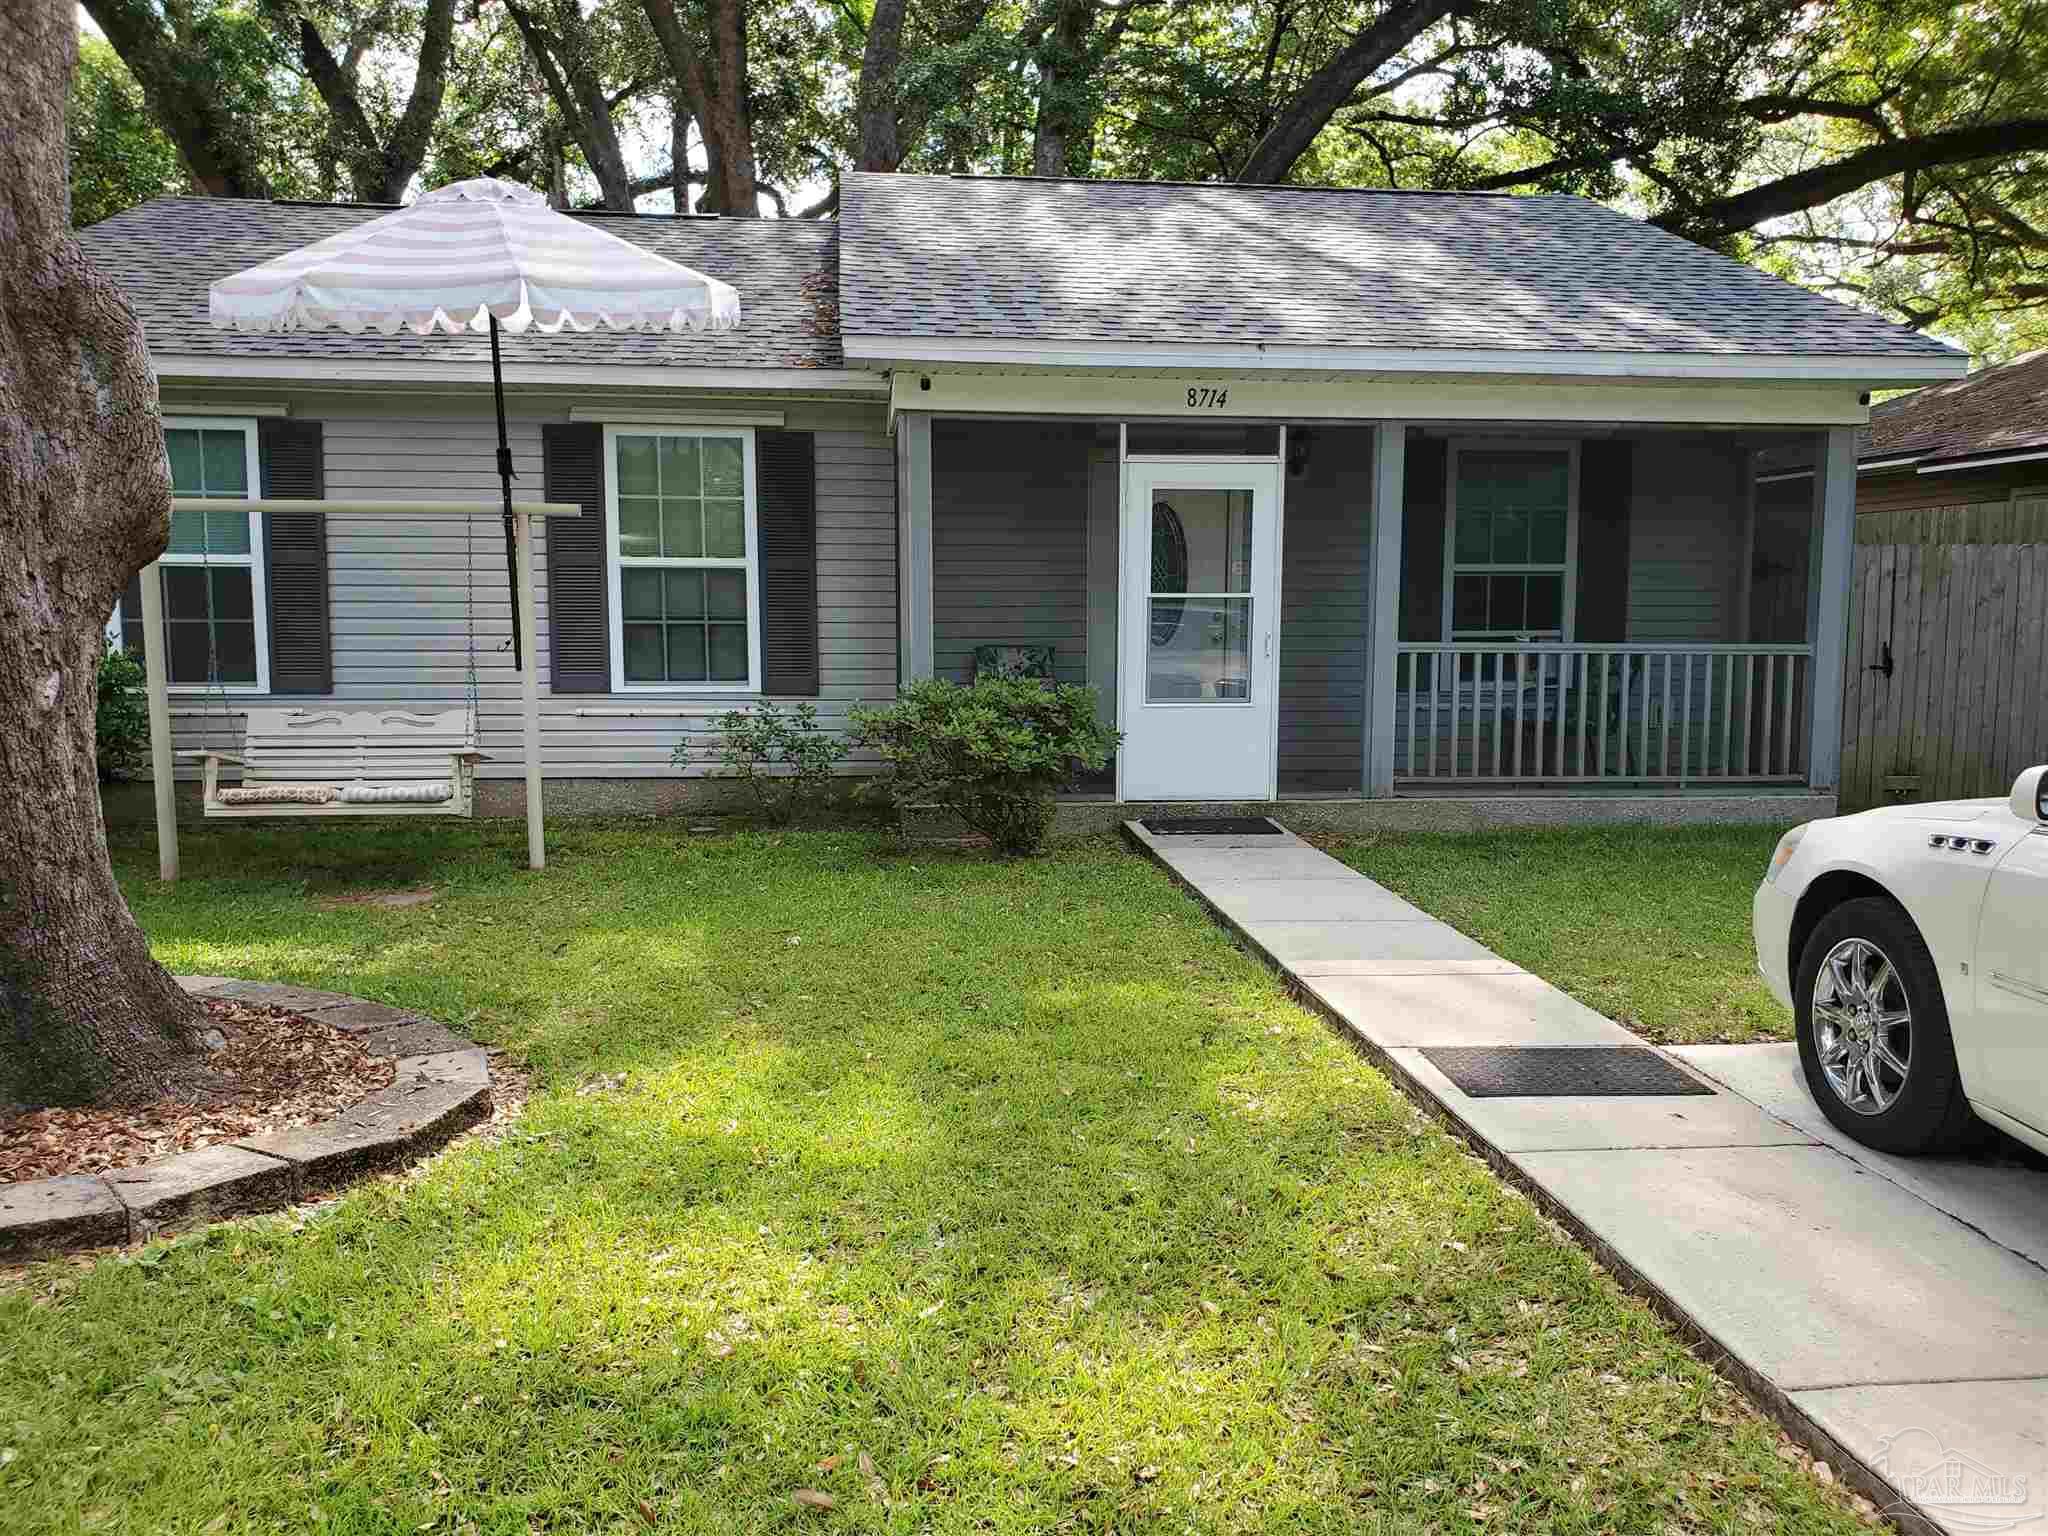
[1864,350,2048,467]
[78,196,844,372]
[837,173,1961,366]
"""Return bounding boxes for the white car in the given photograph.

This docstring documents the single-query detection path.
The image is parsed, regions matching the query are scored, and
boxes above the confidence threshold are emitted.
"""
[1753,764,2048,1157]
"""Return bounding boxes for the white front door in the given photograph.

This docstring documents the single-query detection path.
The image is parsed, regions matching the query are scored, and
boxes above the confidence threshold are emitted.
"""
[1120,459,1282,800]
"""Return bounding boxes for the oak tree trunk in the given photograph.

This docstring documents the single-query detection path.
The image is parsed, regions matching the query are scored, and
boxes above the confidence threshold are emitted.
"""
[0,0,212,1113]
[855,0,907,171]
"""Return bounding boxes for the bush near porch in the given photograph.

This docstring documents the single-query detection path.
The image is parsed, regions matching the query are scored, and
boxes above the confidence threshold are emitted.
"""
[1329,824,1796,1046]
[0,822,1865,1533]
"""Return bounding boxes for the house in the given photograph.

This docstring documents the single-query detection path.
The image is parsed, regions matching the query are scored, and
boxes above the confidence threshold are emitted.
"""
[81,172,1969,820]
[1852,349,2048,513]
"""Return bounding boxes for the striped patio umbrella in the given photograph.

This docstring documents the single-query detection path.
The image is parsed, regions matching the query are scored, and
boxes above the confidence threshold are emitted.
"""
[208,177,742,668]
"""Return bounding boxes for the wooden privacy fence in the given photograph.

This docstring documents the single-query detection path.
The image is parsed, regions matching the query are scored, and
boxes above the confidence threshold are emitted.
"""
[1840,499,2048,812]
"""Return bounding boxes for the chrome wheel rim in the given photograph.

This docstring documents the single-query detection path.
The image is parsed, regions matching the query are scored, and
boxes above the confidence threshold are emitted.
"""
[1812,936,1913,1116]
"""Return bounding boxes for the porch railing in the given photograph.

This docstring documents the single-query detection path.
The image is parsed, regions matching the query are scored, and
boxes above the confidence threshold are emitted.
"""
[1394,643,1813,786]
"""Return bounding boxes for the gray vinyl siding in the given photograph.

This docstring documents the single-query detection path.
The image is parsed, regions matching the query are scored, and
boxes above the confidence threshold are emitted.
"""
[930,419,1093,687]
[1279,426,1374,791]
[155,390,896,779]
[1625,434,1747,643]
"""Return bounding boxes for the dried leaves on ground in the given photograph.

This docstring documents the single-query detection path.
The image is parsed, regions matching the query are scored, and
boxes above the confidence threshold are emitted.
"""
[0,999,393,1182]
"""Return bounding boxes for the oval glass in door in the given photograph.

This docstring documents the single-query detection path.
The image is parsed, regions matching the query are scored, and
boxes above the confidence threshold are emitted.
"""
[1146,488,1254,703]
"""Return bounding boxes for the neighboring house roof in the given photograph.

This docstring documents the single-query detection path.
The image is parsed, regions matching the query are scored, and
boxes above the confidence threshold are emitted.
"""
[78,196,845,375]
[1861,350,2048,471]
[837,173,1964,381]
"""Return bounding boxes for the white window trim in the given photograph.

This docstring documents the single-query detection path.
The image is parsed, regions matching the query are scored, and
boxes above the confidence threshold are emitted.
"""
[1440,437,1581,643]
[155,415,268,694]
[602,422,762,694]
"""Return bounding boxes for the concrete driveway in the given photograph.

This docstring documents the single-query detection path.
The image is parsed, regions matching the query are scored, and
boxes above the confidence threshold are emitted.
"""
[1129,819,2048,1536]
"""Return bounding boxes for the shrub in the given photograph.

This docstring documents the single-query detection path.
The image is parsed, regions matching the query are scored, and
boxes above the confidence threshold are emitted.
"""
[96,644,149,782]
[673,700,849,825]
[851,677,1119,856]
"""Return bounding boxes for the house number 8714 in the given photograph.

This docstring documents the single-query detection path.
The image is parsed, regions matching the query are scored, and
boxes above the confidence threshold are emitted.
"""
[1186,386,1229,408]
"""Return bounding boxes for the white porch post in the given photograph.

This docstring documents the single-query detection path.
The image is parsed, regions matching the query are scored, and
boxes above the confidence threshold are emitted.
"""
[137,561,178,882]
[1805,424,1857,792]
[1364,421,1408,797]
[896,411,934,684]
[514,513,545,869]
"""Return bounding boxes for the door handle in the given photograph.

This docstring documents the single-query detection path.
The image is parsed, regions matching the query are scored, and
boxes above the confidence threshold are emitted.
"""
[1264,632,1273,658]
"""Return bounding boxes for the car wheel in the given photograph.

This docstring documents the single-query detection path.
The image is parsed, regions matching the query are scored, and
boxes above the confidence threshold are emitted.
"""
[1794,896,1973,1155]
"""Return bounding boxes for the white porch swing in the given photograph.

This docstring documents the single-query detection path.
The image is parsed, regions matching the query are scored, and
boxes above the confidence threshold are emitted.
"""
[179,500,493,819]
[136,178,741,880]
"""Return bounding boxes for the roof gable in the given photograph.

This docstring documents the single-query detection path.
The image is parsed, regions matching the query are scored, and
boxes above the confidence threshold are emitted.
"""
[838,173,1960,370]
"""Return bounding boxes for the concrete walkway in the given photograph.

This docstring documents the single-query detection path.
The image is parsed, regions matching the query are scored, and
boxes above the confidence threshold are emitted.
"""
[1128,819,2048,1536]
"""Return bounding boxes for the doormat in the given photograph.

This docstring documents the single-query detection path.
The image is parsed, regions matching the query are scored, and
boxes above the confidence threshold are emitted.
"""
[1141,817,1285,836]
[1420,1046,1714,1098]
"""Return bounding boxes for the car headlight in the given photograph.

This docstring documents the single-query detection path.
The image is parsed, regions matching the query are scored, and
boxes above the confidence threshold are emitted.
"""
[1766,823,1810,885]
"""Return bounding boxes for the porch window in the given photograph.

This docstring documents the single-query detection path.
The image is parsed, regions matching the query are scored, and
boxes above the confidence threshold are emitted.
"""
[606,427,758,690]
[1445,445,1576,641]
[161,419,266,690]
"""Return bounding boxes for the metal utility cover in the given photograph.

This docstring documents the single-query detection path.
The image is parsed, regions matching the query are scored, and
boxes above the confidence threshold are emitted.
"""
[1141,817,1284,836]
[1421,1046,1714,1098]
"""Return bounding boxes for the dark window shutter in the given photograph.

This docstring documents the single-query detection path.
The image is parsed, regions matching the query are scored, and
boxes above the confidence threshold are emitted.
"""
[1575,439,1633,643]
[119,576,144,655]
[542,422,612,693]
[1399,435,1447,643]
[756,429,819,696]
[259,418,332,694]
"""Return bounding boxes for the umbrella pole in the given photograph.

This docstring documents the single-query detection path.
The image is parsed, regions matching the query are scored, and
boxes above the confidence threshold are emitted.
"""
[490,314,522,673]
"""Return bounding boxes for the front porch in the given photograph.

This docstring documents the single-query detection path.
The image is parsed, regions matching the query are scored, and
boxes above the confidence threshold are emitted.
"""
[894,412,1856,805]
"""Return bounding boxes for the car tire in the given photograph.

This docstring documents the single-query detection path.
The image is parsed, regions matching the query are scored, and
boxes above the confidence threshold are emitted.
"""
[1794,896,1973,1156]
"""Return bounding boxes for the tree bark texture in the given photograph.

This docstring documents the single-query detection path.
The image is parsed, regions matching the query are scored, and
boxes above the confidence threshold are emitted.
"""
[856,0,908,171]
[640,0,759,214]
[0,0,211,1112]
[1031,0,1095,177]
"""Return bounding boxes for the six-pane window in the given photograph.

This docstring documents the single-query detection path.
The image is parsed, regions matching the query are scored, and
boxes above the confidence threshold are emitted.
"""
[613,430,753,685]
[1450,448,1571,640]
[162,424,262,686]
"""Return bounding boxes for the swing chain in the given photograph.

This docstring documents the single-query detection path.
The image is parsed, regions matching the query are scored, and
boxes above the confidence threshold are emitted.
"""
[465,495,481,749]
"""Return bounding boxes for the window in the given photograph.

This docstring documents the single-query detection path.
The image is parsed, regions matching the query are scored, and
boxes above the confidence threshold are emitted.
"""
[120,419,266,690]
[605,427,758,689]
[1445,444,1576,641]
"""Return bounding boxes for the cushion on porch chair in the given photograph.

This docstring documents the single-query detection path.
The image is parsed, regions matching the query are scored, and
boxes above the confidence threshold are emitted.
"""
[216,783,339,806]
[971,644,1055,683]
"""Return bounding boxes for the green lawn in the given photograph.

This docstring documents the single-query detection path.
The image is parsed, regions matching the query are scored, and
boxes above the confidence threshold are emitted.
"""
[1328,825,1796,1046]
[0,820,1864,1534]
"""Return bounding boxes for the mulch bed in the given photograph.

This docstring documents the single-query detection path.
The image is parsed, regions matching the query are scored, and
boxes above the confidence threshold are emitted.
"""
[0,999,395,1183]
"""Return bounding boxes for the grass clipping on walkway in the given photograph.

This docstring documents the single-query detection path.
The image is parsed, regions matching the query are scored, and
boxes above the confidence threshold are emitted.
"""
[0,822,1866,1532]
[1333,824,1797,1046]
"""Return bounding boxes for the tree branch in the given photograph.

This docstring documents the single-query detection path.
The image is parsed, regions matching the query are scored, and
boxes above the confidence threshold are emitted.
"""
[1663,118,2048,240]
[1235,0,1466,183]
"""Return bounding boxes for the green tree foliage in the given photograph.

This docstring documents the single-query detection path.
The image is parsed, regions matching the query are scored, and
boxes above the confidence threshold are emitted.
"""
[71,0,2048,354]
[67,35,186,225]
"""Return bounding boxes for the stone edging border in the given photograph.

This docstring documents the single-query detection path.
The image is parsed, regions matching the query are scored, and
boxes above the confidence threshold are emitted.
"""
[0,977,492,1262]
